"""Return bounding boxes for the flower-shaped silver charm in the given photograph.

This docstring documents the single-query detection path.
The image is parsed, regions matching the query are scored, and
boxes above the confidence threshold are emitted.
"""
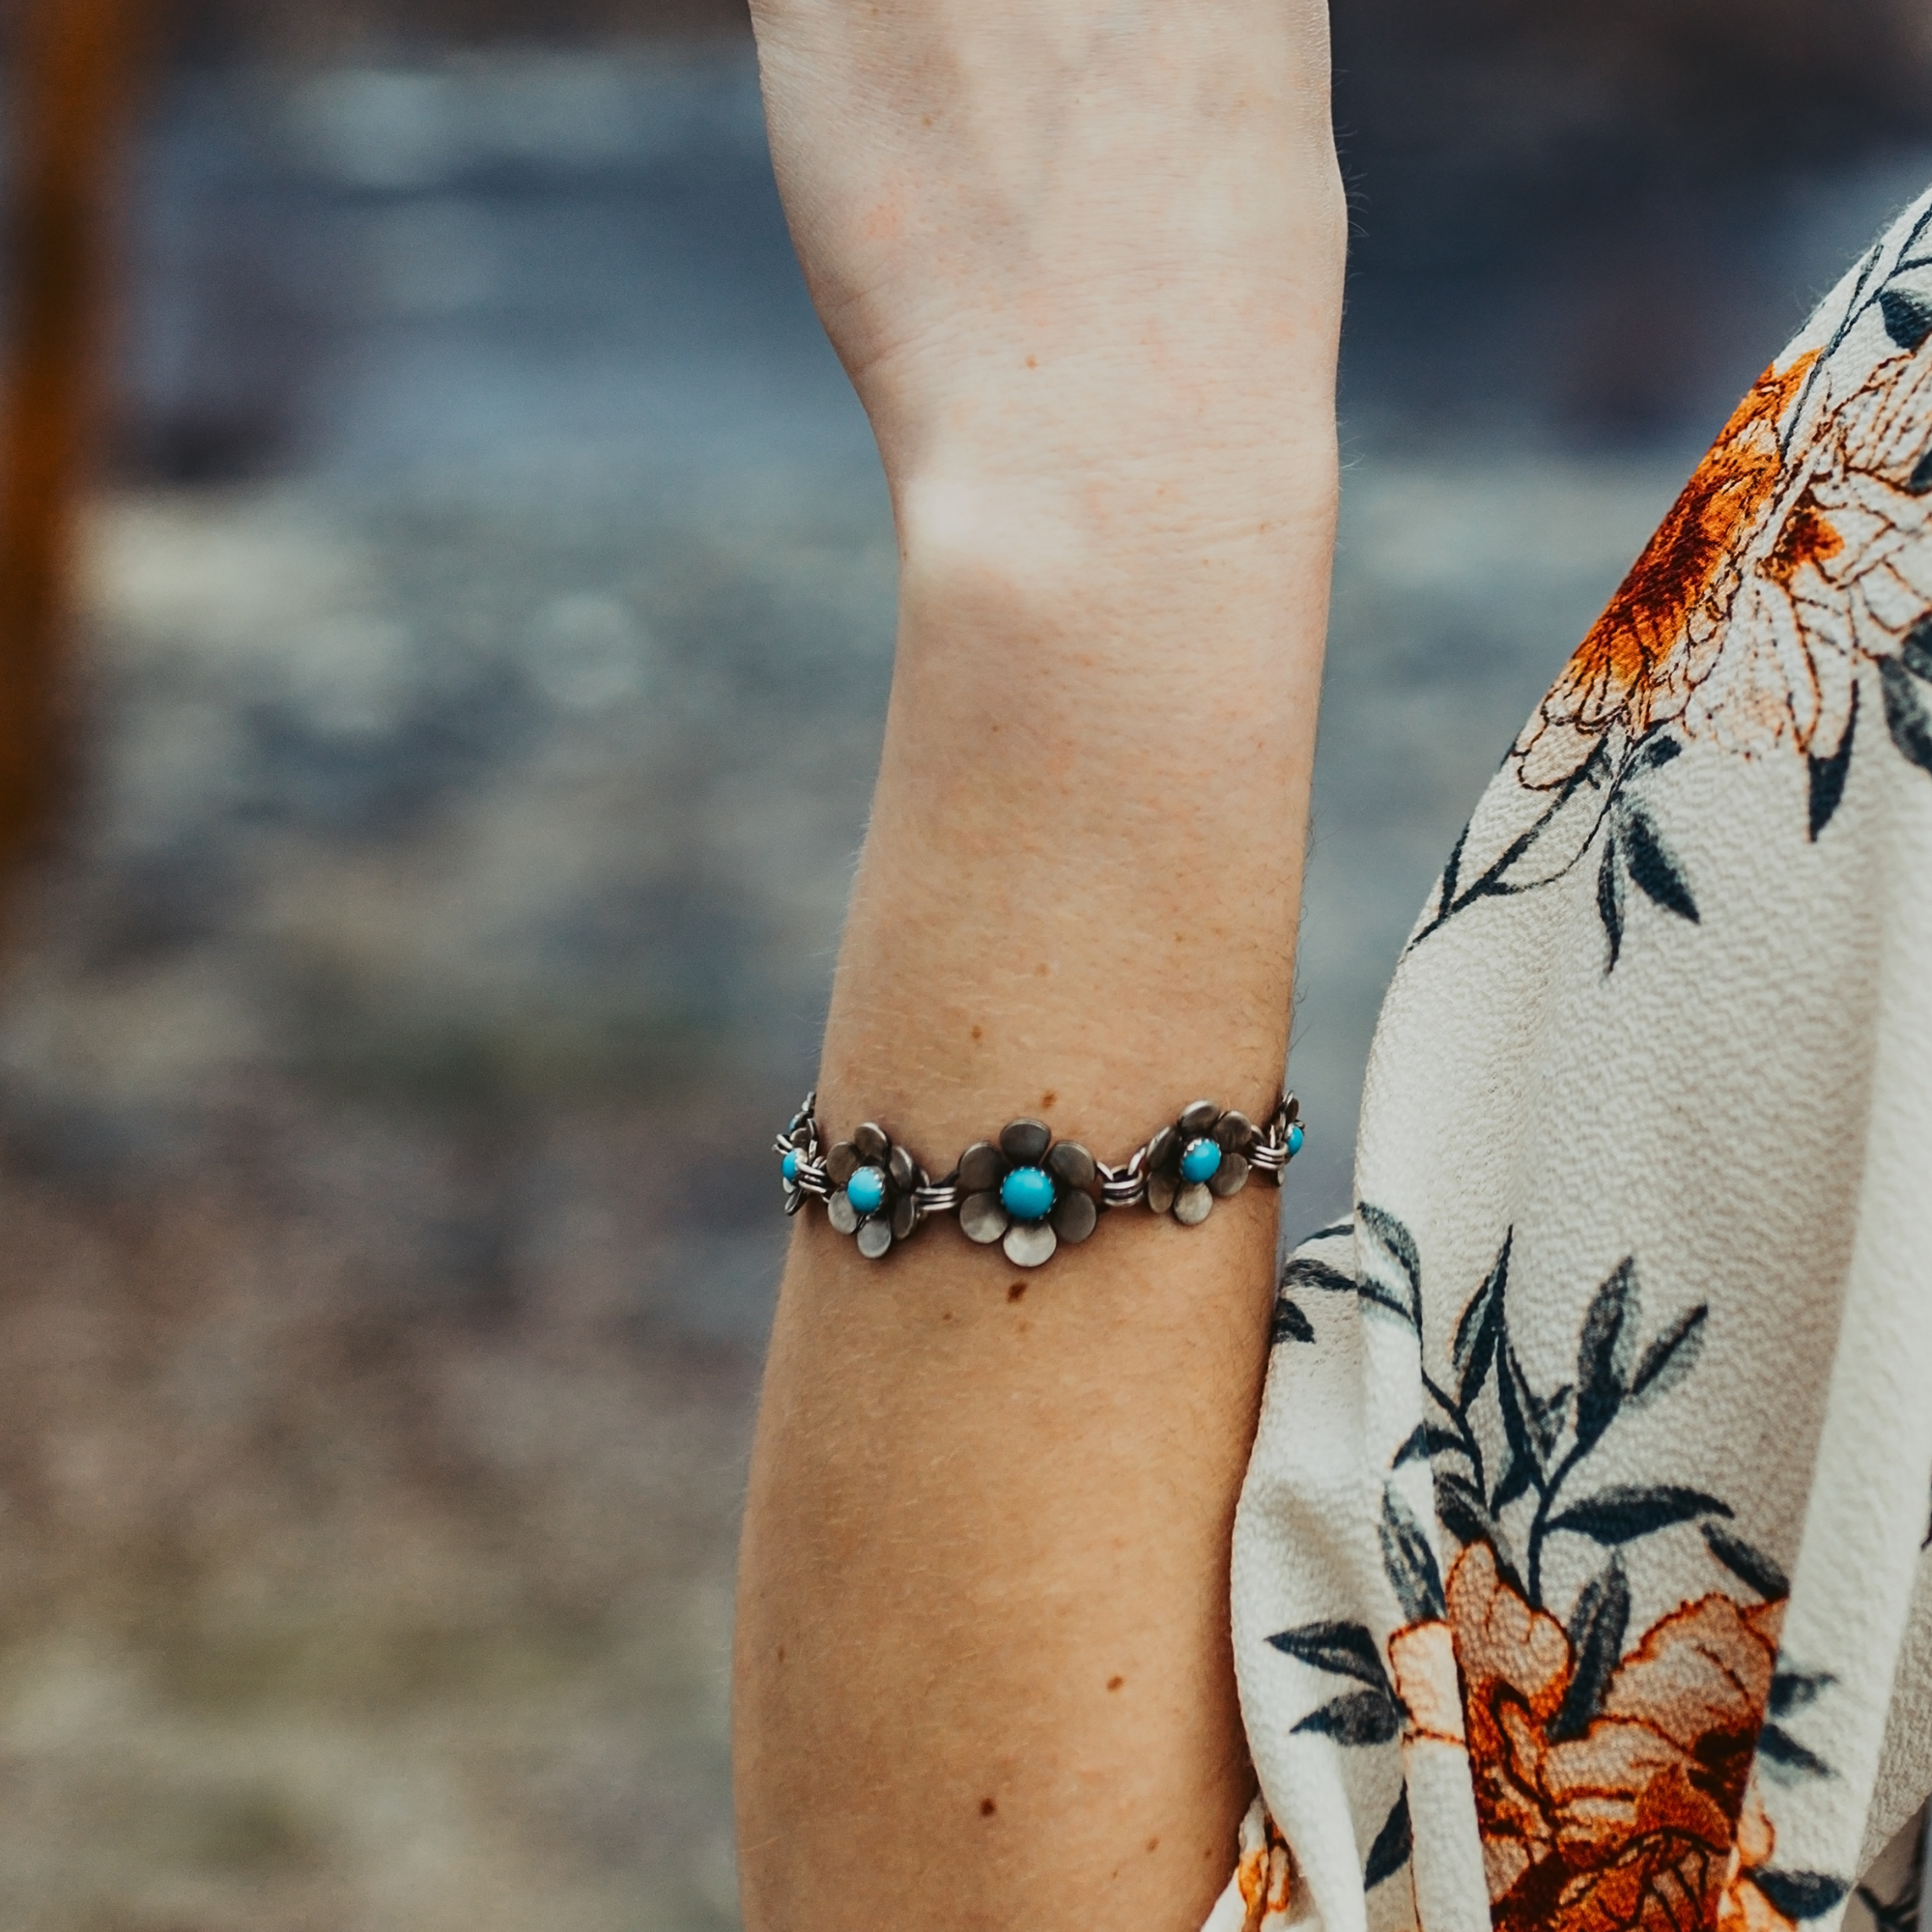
[954,1119,1100,1268]
[824,1121,923,1260]
[1144,1100,1259,1226]
[776,1097,821,1216]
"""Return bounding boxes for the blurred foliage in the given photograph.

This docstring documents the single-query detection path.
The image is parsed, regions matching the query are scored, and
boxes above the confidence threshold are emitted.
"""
[0,0,1906,148]
[163,0,749,59]
[1333,0,1932,163]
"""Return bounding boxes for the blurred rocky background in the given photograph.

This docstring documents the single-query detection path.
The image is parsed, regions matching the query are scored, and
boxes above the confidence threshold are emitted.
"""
[0,0,1923,1925]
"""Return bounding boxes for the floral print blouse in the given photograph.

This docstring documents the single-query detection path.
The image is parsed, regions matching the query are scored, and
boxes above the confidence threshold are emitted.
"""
[1207,185,1932,1932]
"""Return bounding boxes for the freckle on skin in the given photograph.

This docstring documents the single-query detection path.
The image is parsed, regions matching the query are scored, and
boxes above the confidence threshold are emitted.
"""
[1026,355,1037,368]
[1008,1282,1026,1303]
[1035,962,1048,977]
[1107,1675,1124,1691]
[1040,1091,1056,1108]
[980,1798,997,1818]
[971,1025,982,1041]
[1147,1837,1160,1854]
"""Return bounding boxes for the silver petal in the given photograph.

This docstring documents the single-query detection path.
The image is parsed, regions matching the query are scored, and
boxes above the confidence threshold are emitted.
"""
[1146,1171,1178,1215]
[1179,1099,1220,1137]
[1146,1125,1179,1175]
[958,1142,1004,1194]
[853,1122,891,1163]
[1050,1189,1098,1244]
[1213,1110,1254,1152]
[1174,1182,1214,1226]
[1208,1153,1251,1199]
[827,1193,860,1235]
[784,1188,805,1216]
[999,1119,1052,1165]
[1003,1219,1058,1268]
[1046,1140,1096,1190]
[856,1218,894,1259]
[888,1144,917,1192]
[891,1192,918,1240]
[959,1192,1009,1244]
[825,1142,860,1187]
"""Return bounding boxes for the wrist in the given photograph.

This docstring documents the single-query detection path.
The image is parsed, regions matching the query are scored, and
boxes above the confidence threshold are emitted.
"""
[891,409,1338,668]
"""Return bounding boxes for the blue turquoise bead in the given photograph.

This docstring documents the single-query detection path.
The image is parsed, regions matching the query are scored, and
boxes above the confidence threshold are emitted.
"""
[1286,1123,1305,1157]
[1179,1136,1222,1184]
[846,1166,888,1215]
[1000,1165,1056,1223]
[781,1150,801,1182]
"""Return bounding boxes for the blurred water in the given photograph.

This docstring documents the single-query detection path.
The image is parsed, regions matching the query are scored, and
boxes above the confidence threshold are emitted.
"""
[0,37,1924,1929]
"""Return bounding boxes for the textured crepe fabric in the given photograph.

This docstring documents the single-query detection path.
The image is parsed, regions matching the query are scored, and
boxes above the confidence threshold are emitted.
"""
[1208,188,1932,1932]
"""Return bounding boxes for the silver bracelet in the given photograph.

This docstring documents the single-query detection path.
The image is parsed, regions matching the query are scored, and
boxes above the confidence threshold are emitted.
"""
[775,1091,1304,1268]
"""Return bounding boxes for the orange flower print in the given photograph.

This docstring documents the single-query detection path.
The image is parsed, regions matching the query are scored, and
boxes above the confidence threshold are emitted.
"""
[1719,1788,1798,1932]
[1419,252,1932,968]
[1388,1616,1467,1749]
[1519,354,1819,788]
[1264,1210,1849,1922]
[1234,1802,1295,1931]
[1520,265,1932,795]
[1448,1544,1784,1932]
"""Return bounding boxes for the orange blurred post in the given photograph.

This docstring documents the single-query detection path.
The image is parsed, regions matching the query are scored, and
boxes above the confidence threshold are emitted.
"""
[0,0,151,879]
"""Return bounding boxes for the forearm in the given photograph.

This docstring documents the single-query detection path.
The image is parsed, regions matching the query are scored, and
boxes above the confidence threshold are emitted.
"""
[734,9,1346,1925]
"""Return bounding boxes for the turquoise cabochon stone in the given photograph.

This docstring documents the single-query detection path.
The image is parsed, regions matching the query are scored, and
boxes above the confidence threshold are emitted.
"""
[999,1166,1056,1223]
[846,1166,888,1214]
[1179,1137,1223,1183]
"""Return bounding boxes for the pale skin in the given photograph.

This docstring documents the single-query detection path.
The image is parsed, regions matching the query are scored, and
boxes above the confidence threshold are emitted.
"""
[733,5,1347,1927]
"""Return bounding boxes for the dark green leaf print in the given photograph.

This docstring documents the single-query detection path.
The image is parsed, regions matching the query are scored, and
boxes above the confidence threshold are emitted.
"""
[1752,1871,1851,1921]
[1619,801,1700,924]
[1770,1669,1833,1719]
[1903,614,1932,681]
[1363,1790,1412,1889]
[1630,734,1683,776]
[1281,1255,1358,1297]
[1550,1560,1632,1742]
[1882,654,1932,772]
[1575,1258,1638,1453]
[1434,1469,1493,1551]
[1758,1723,1834,1780]
[1704,1521,1790,1601]
[1547,1484,1733,1548]
[1881,285,1932,350]
[1455,1234,1508,1412]
[1598,834,1625,972]
[1807,685,1859,840]
[1627,1303,1708,1407]
[1265,1619,1391,1691]
[1379,1484,1446,1623]
[1293,1688,1402,1747]
[1492,1346,1543,1512]
[1271,1297,1316,1346]
[1356,1203,1423,1331]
